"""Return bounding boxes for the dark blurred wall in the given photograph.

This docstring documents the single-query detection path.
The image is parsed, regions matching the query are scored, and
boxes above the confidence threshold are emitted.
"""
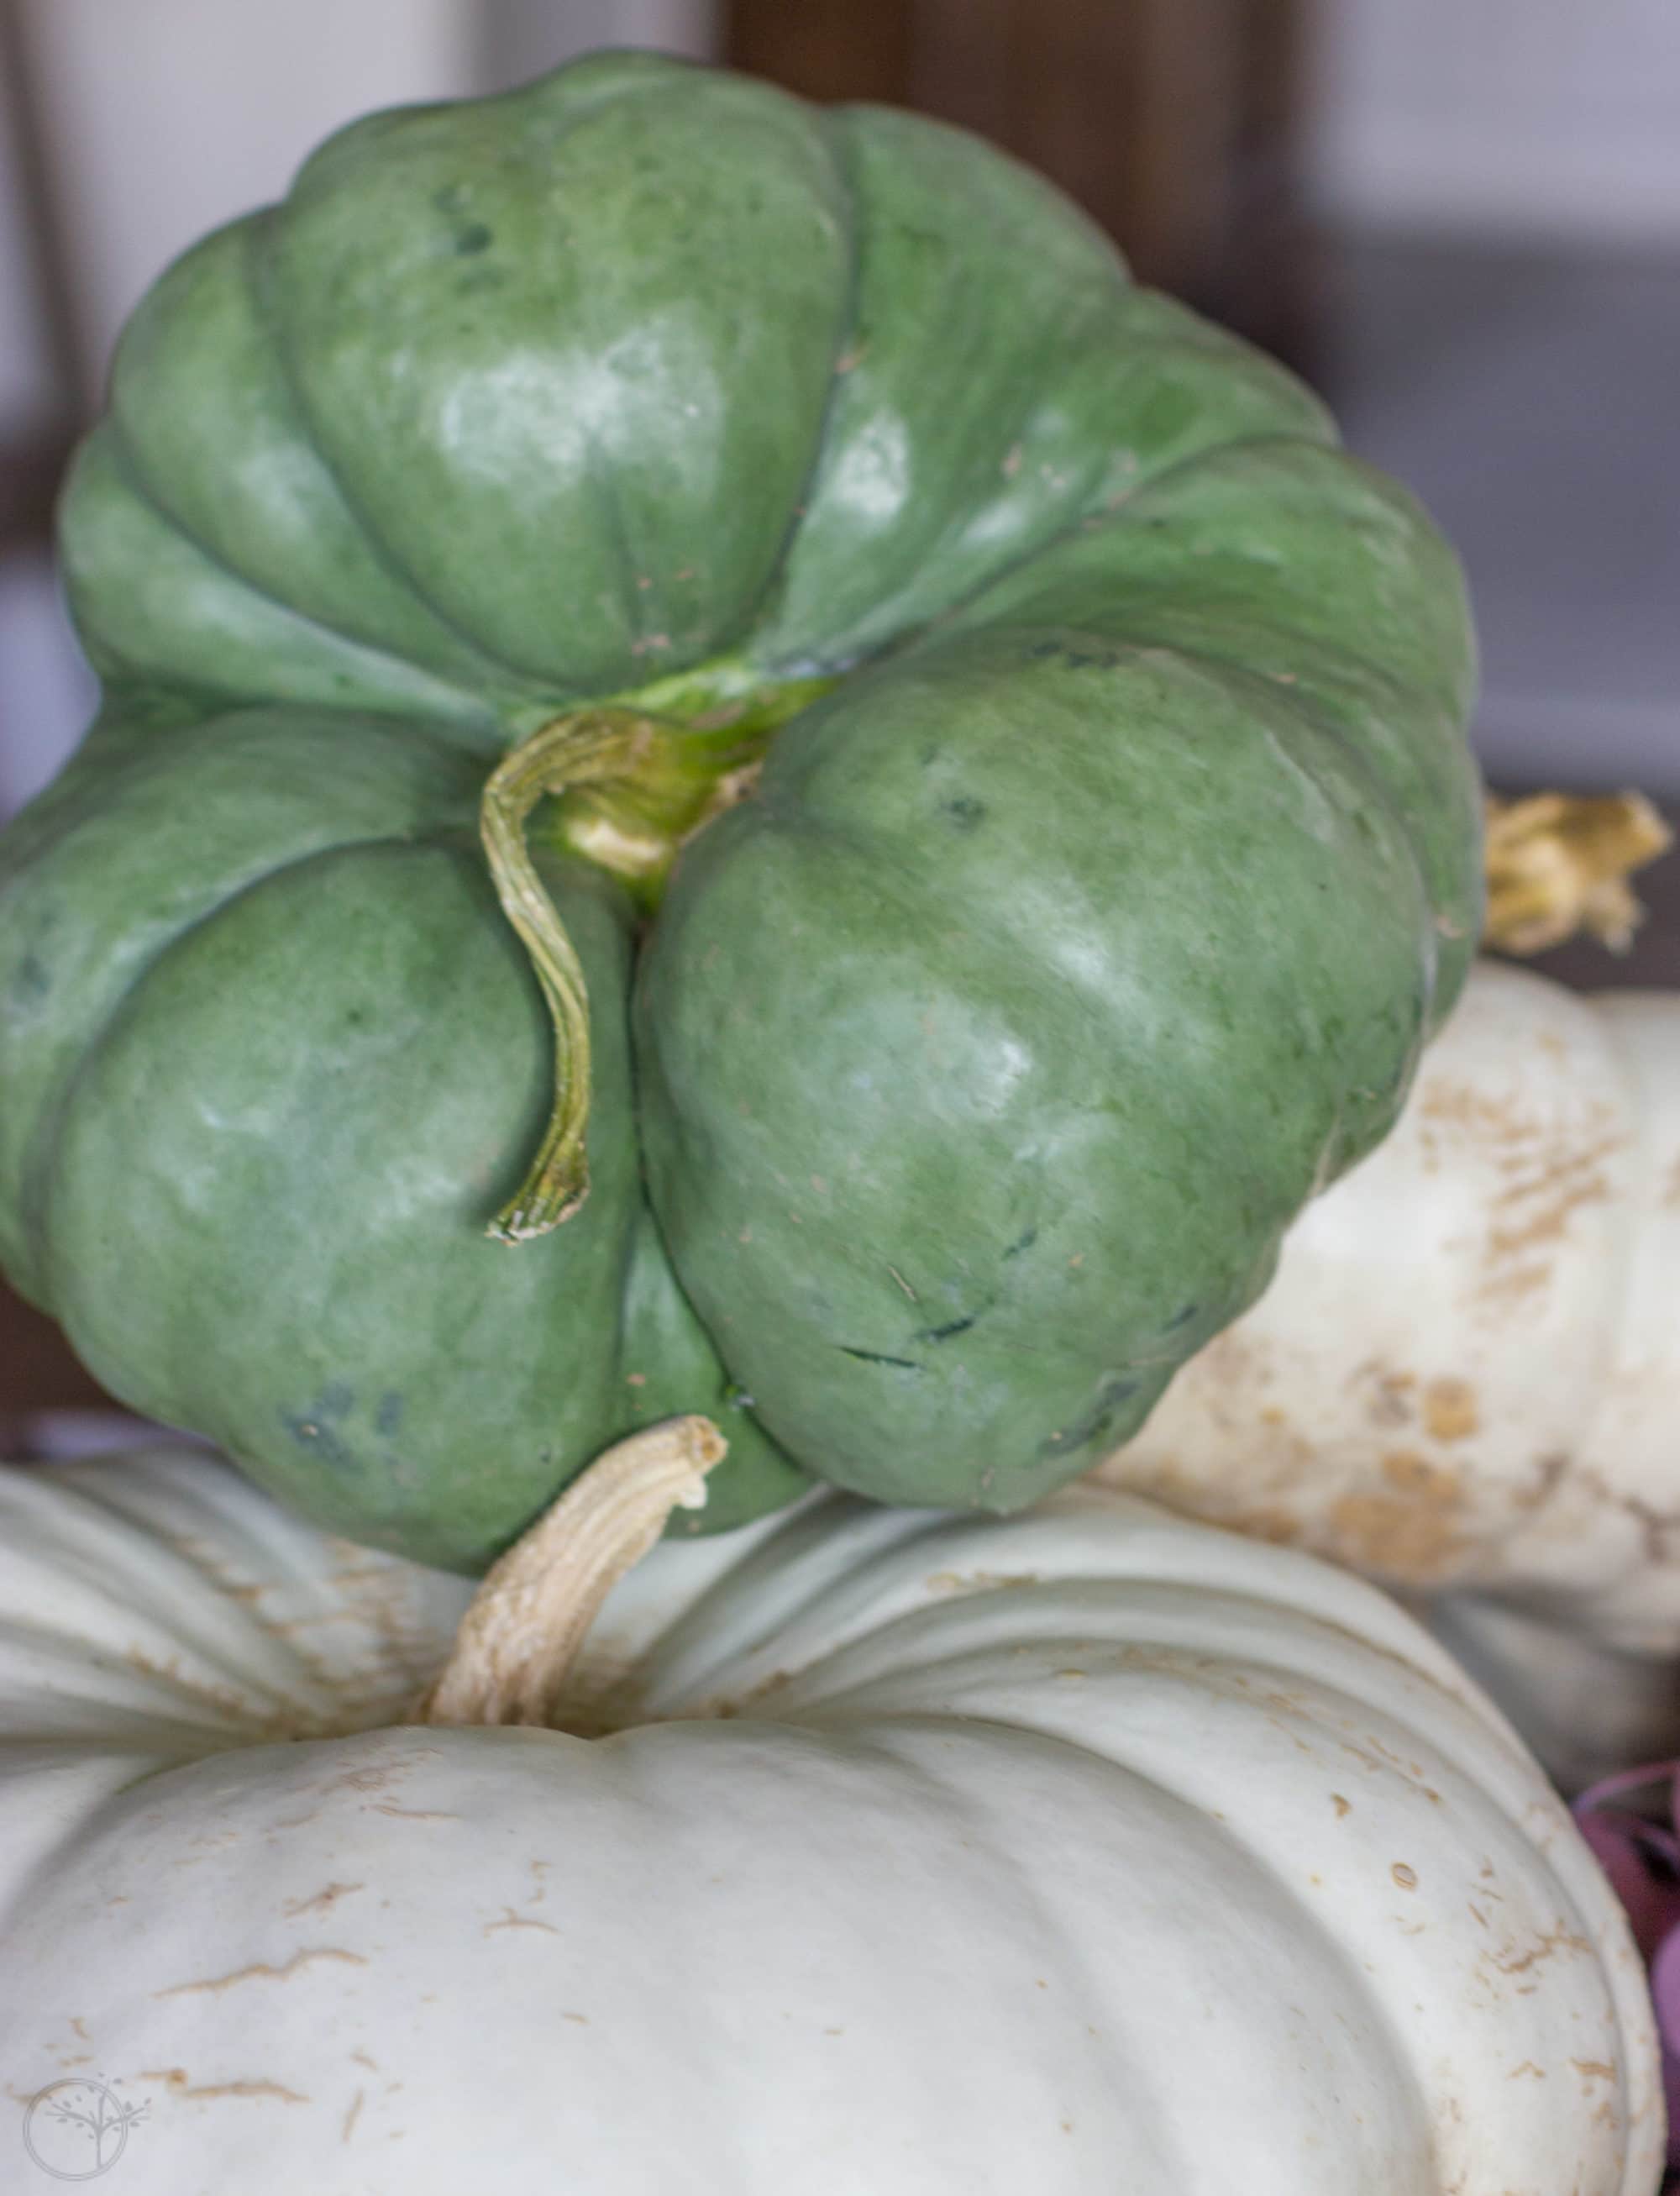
[725,0,1316,369]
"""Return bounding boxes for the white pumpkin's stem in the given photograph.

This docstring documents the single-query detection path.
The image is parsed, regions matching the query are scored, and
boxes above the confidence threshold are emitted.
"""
[1484,790,1672,956]
[420,1416,727,1729]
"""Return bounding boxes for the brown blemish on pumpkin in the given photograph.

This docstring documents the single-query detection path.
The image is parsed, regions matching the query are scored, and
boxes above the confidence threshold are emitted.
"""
[1422,1379,1480,1442]
[1102,1437,1313,1550]
[1363,1367,1417,1429]
[1414,1079,1627,1308]
[1326,1454,1469,1583]
[1475,1256,1554,1300]
[367,1804,459,1822]
[350,2051,378,2072]
[1331,1794,1352,1818]
[1518,1452,1571,1515]
[564,2013,589,2025]
[343,2090,365,2143]
[1509,2062,1546,2079]
[1417,1080,1527,1135]
[1576,1469,1680,1564]
[1220,1505,1308,1546]
[121,1643,303,1736]
[154,1948,367,1998]
[1486,1139,1619,1258]
[139,2070,309,2104]
[1391,1862,1420,1891]
[1572,2059,1617,2082]
[1483,1925,1594,1976]
[483,1908,559,1937]
[316,1761,418,1798]
[282,1882,365,1919]
[69,2016,89,2041]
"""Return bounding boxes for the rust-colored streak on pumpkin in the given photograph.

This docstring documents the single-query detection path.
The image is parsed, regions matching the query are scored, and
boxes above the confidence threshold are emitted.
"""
[1326,1453,1470,1584]
[154,1948,367,1998]
[1418,1074,1625,1319]
[1422,1379,1480,1443]
[139,2068,311,2104]
[1484,1137,1620,1263]
[1415,1079,1530,1137]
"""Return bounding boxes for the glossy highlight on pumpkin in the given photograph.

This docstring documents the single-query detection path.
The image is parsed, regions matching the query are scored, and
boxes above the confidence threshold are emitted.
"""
[0,52,1482,1567]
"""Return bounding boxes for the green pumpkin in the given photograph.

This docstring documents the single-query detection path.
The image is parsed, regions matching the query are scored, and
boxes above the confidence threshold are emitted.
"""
[0,53,1481,1569]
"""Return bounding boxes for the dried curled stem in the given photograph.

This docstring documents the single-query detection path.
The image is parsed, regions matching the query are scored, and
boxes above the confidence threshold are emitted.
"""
[419,1416,727,1730]
[480,709,668,1239]
[1483,791,1672,957]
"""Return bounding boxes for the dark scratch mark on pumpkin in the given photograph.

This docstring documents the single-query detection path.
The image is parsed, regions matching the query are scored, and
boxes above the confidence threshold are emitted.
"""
[838,1346,922,1371]
[916,1316,976,1343]
[1038,1375,1142,1458]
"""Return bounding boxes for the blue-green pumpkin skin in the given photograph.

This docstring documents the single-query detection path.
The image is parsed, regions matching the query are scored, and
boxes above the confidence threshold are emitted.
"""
[0,55,1479,1566]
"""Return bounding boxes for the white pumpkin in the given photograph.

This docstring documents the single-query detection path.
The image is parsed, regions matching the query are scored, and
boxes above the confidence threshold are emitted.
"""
[0,1429,1661,2193]
[1094,959,1680,1656]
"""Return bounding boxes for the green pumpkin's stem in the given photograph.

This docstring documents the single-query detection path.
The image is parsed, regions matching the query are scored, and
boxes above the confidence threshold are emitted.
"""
[418,1416,727,1729]
[480,709,661,1240]
[483,675,836,1242]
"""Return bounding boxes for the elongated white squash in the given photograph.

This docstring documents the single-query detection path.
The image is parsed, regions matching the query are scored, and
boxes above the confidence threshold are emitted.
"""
[1092,959,1680,1654]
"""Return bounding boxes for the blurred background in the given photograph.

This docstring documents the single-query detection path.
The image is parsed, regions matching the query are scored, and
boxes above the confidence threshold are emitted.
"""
[1,0,1677,1426]
[3,0,1677,824]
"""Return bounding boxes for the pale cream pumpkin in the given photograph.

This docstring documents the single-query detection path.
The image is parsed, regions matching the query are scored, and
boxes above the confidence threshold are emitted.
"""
[1093,959,1680,1658]
[0,1431,1661,2193]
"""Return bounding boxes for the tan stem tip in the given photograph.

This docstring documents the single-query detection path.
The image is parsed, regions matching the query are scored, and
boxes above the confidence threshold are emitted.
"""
[419,1416,727,1731]
[1483,790,1673,957]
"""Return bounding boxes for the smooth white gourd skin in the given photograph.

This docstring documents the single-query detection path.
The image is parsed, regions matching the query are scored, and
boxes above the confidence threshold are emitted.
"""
[0,1447,1661,2194]
[1095,960,1680,1654]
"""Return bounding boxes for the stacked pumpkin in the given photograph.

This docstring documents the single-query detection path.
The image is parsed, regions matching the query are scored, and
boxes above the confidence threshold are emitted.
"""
[0,51,1665,2191]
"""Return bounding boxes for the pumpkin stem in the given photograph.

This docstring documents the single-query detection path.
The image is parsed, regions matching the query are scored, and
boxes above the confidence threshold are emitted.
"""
[1483,790,1672,958]
[419,1416,727,1729]
[481,682,828,1241]
[480,708,663,1238]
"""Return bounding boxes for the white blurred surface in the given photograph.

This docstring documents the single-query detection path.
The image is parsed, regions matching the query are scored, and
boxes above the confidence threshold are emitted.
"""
[18,0,478,395]
[481,0,714,87]
[1314,0,1680,243]
[0,550,95,816]
[1328,236,1680,797]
